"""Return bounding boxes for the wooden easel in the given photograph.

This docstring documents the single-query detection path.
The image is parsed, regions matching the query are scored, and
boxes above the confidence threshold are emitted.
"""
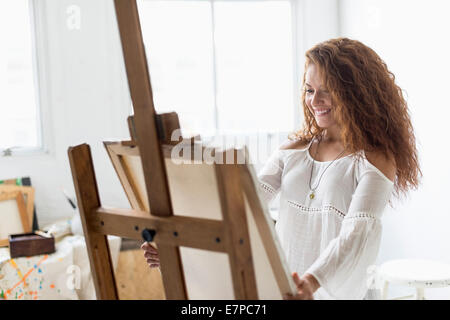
[68,0,296,300]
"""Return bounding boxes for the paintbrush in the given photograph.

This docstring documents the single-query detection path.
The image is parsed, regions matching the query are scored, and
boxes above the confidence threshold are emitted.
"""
[35,230,52,238]
[61,187,77,209]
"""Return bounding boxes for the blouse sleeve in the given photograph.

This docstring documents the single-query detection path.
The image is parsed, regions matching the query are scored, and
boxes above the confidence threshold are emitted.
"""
[256,149,285,206]
[304,163,394,299]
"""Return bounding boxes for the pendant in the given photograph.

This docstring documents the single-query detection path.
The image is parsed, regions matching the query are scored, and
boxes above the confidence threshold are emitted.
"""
[309,192,315,199]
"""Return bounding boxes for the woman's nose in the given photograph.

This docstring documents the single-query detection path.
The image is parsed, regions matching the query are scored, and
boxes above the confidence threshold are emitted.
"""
[311,92,323,106]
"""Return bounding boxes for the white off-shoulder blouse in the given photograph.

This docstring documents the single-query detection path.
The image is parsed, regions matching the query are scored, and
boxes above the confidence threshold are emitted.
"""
[257,139,394,300]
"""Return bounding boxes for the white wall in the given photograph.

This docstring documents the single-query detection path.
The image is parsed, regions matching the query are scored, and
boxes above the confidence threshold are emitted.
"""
[0,0,132,226]
[298,0,340,51]
[339,0,450,299]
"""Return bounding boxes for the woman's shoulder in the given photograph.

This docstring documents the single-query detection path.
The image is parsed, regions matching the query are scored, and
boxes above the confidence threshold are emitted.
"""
[279,138,311,151]
[360,149,396,183]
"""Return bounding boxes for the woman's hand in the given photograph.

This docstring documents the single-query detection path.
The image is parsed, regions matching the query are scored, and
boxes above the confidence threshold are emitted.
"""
[283,272,320,300]
[140,241,160,269]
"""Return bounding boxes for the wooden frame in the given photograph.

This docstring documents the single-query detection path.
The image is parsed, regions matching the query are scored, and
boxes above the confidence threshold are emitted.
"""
[0,192,30,247]
[103,140,297,299]
[104,141,147,211]
[67,0,296,300]
[0,185,35,228]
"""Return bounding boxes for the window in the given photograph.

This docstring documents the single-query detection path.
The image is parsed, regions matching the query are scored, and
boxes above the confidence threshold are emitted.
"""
[0,1,41,153]
[137,0,295,138]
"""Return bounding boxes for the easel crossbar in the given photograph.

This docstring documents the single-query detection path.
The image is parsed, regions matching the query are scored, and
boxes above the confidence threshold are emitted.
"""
[92,207,227,252]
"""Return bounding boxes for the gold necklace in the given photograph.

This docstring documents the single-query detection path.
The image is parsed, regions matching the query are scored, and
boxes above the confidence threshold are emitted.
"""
[308,136,347,200]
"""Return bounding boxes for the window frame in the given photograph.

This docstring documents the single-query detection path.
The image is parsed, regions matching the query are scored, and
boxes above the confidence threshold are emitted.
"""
[140,0,303,138]
[1,0,52,157]
[4,0,304,156]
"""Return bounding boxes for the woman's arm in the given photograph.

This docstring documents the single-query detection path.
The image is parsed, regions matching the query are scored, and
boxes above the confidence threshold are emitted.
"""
[257,139,309,205]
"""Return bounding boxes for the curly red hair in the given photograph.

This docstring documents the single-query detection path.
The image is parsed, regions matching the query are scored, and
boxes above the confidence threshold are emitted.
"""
[289,38,421,197]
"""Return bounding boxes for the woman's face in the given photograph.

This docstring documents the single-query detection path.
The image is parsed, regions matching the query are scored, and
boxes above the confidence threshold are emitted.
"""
[304,63,337,128]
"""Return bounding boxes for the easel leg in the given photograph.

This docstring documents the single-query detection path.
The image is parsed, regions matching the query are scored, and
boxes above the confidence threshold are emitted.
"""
[215,158,258,299]
[68,144,119,300]
[156,243,187,299]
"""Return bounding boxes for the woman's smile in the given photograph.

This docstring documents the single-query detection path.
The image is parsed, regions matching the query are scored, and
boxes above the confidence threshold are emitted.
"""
[314,108,332,117]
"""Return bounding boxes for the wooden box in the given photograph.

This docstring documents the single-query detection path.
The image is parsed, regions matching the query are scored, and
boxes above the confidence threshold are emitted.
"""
[8,233,55,258]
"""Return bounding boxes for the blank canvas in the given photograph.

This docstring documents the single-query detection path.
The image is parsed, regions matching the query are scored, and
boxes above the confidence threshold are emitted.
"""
[0,198,25,239]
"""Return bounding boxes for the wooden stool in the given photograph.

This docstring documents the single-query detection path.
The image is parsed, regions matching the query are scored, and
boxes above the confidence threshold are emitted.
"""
[379,259,450,300]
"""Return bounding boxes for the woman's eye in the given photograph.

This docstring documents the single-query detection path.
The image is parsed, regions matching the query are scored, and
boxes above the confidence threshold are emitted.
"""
[305,89,314,94]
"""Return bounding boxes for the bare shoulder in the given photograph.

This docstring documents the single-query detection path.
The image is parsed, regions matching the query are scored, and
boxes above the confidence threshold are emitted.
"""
[279,138,310,150]
[365,149,397,182]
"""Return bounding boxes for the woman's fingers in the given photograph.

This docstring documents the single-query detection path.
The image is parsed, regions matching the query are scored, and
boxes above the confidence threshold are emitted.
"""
[286,273,315,300]
[141,242,158,253]
[292,272,304,288]
[144,252,159,259]
[145,257,159,263]
[146,258,160,264]
[142,242,160,269]
[146,258,160,267]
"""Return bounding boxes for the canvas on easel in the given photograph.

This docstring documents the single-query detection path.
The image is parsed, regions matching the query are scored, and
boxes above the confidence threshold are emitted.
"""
[104,139,295,299]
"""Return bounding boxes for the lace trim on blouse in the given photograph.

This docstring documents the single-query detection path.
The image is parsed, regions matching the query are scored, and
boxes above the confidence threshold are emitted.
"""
[260,183,380,222]
[260,181,277,194]
[345,212,378,220]
[286,200,346,219]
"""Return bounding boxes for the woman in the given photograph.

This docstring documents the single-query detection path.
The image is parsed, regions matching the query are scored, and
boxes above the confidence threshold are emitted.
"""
[141,37,421,300]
